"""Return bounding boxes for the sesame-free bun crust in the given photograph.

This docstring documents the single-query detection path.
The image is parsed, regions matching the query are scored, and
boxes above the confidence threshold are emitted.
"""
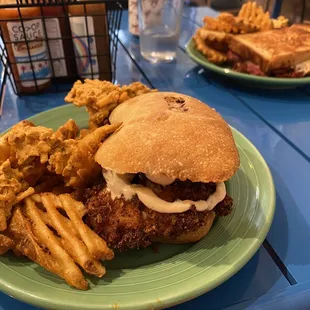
[153,211,216,244]
[95,92,240,183]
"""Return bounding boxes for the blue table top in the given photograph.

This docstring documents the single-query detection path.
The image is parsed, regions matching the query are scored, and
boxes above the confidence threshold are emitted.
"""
[1,5,310,310]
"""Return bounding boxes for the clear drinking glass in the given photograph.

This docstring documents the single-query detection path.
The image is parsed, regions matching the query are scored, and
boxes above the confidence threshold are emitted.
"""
[138,0,184,63]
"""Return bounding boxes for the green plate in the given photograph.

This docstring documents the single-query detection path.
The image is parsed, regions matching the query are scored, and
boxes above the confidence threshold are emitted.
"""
[0,105,275,310]
[186,38,310,89]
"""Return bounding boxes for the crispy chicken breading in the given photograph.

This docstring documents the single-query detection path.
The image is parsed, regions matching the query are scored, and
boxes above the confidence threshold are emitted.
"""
[65,79,156,128]
[85,178,233,251]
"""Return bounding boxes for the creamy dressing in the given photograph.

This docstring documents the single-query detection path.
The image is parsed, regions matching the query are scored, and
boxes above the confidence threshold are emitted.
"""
[145,173,175,185]
[103,170,226,214]
[296,60,310,74]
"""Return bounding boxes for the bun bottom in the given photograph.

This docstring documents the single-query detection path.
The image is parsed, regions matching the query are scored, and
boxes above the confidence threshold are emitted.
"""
[152,211,216,244]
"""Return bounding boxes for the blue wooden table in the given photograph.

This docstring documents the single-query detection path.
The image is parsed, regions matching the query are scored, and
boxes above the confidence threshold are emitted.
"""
[1,5,310,310]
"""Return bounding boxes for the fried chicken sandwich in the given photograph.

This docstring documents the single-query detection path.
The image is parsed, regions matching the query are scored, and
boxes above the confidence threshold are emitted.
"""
[85,92,240,251]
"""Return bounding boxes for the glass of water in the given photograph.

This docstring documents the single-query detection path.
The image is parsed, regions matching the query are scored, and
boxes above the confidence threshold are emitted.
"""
[138,0,184,63]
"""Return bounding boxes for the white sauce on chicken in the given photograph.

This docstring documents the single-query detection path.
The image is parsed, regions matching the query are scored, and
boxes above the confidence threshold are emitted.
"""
[296,60,310,75]
[103,170,226,214]
[145,173,175,185]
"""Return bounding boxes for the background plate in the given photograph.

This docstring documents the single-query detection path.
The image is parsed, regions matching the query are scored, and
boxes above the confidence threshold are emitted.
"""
[0,105,275,310]
[186,38,310,89]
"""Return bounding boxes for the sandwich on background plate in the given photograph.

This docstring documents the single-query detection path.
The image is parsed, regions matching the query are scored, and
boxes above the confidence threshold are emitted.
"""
[84,92,240,251]
[226,24,310,77]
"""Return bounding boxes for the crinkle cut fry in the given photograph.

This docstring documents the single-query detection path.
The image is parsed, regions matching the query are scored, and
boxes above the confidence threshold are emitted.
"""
[8,207,88,290]
[40,193,107,277]
[0,186,35,231]
[237,1,273,32]
[203,16,239,34]
[14,187,35,204]
[272,16,288,29]
[59,194,114,260]
[197,28,227,42]
[23,197,88,290]
[193,34,227,64]
[31,194,85,239]
[9,193,114,289]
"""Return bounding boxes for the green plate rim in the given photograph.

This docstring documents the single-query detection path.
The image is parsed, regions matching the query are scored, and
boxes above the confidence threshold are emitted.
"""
[0,105,276,310]
[185,38,310,86]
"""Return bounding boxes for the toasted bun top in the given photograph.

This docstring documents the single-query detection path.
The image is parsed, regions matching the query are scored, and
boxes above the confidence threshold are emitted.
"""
[95,92,240,183]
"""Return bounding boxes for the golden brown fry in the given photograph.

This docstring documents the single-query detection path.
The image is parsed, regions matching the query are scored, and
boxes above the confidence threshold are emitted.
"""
[193,33,227,64]
[65,80,119,107]
[237,1,273,32]
[41,194,106,277]
[0,233,13,255]
[24,197,89,289]
[218,12,235,24]
[14,187,35,204]
[272,16,289,29]
[78,128,94,139]
[48,123,122,187]
[8,206,88,290]
[0,160,29,231]
[31,194,80,238]
[6,125,55,166]
[0,210,7,233]
[203,16,239,34]
[197,28,227,42]
[8,192,114,289]
[0,140,10,166]
[59,194,114,260]
[55,119,79,140]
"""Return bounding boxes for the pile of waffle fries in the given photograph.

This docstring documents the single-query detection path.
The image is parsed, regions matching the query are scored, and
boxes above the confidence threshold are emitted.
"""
[193,1,289,64]
[8,193,114,290]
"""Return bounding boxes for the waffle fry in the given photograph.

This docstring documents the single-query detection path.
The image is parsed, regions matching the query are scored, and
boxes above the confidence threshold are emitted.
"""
[193,34,227,64]
[218,12,235,24]
[203,16,239,34]
[14,187,35,204]
[8,193,114,290]
[272,16,289,29]
[198,28,227,42]
[237,1,273,32]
